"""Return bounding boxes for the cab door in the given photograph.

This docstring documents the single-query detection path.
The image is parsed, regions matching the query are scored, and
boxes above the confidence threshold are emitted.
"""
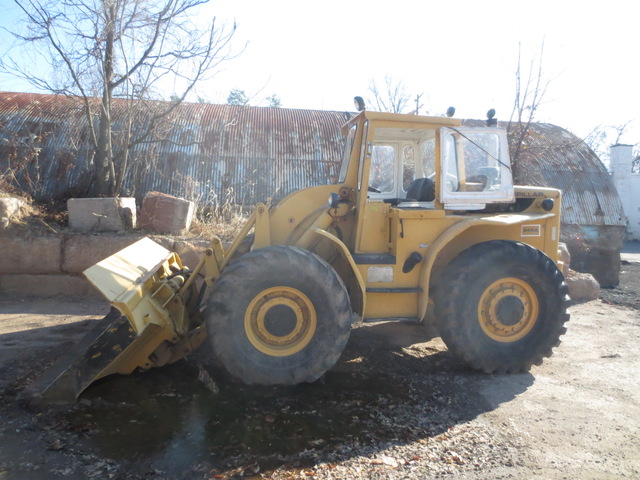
[353,125,440,321]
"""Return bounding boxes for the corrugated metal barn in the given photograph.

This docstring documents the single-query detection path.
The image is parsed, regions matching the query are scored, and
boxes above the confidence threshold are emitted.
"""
[0,92,348,205]
[0,92,625,285]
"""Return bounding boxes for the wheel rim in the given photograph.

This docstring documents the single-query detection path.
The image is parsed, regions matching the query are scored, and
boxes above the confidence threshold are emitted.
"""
[244,286,317,357]
[477,277,539,342]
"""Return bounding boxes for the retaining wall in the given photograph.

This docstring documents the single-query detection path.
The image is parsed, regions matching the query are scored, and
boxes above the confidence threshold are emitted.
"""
[1,232,210,297]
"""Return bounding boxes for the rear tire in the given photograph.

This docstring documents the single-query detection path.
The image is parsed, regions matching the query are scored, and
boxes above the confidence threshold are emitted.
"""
[206,245,352,385]
[435,241,570,373]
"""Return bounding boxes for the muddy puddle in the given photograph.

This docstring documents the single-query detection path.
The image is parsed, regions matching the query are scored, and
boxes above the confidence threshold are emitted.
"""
[59,323,484,478]
[64,355,424,477]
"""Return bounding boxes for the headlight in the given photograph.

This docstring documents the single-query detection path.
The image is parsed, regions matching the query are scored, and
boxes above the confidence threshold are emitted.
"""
[541,198,554,211]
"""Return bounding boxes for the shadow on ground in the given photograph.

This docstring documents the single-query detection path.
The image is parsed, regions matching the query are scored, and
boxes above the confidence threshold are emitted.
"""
[7,320,535,479]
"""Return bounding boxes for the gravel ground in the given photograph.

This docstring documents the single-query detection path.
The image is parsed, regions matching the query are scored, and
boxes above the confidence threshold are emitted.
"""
[0,262,639,480]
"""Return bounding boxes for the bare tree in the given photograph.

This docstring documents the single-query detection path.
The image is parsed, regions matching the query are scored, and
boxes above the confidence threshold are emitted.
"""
[584,121,634,168]
[507,42,549,170]
[2,0,236,196]
[367,75,412,113]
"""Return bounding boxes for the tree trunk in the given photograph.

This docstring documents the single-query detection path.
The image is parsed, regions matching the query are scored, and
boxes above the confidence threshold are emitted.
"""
[93,1,116,197]
[94,100,113,196]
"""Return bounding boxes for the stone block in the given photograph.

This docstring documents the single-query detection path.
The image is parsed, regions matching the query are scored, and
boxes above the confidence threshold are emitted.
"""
[561,224,624,287]
[0,234,61,274]
[0,274,100,297]
[138,192,195,235]
[63,234,145,273]
[68,197,136,232]
[0,197,24,228]
[565,269,600,302]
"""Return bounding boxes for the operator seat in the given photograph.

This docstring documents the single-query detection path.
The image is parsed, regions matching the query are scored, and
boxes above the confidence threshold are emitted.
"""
[406,177,435,202]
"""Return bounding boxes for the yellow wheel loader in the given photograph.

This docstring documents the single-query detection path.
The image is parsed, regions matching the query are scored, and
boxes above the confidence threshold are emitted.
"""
[25,103,570,404]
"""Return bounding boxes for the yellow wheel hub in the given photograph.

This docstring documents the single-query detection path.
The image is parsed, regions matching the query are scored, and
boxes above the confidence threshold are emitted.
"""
[244,286,317,357]
[478,277,539,342]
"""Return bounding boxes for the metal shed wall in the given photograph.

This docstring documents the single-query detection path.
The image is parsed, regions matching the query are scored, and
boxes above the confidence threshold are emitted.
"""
[1,92,625,230]
[0,92,348,205]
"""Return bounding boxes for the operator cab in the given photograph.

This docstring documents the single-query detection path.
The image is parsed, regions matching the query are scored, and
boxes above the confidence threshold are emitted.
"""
[367,127,438,207]
[353,111,515,211]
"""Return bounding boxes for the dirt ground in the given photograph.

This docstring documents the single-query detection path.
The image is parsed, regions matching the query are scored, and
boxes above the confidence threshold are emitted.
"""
[0,260,639,480]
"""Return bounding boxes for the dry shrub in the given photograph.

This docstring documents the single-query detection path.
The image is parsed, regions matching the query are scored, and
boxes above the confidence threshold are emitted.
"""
[187,190,252,243]
[177,176,255,243]
[0,185,67,234]
[189,204,250,243]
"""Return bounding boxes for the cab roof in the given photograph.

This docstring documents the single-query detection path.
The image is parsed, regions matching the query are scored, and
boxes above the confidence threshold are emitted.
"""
[343,110,462,133]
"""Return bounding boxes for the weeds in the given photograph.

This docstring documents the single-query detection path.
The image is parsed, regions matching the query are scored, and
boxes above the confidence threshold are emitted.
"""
[0,184,65,234]
[181,180,252,243]
[190,201,250,243]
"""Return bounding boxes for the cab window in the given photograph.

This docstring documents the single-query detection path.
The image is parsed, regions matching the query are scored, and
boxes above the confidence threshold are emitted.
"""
[440,127,514,206]
[338,124,357,183]
[369,145,396,193]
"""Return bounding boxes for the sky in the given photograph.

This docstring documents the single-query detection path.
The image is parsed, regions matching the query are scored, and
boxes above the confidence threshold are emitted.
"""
[0,0,639,145]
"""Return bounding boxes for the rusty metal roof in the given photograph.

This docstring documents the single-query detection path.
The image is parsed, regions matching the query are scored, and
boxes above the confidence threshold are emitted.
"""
[0,92,625,227]
[0,92,349,205]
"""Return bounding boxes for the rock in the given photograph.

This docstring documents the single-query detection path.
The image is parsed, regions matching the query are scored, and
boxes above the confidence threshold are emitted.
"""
[558,242,571,275]
[562,224,624,288]
[0,197,24,228]
[138,191,195,235]
[68,197,136,232]
[565,269,600,301]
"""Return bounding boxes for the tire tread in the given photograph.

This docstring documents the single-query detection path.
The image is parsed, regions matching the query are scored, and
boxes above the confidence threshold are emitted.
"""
[435,241,570,374]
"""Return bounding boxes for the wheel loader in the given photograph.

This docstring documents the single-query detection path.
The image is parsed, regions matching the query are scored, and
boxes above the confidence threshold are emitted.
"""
[25,102,570,404]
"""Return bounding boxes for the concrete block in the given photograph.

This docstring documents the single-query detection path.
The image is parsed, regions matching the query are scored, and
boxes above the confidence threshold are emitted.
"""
[0,274,100,297]
[0,197,24,228]
[0,234,61,274]
[63,234,145,273]
[68,197,136,232]
[174,239,211,270]
[138,192,195,235]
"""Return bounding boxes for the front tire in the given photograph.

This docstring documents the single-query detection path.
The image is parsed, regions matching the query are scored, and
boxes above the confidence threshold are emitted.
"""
[435,241,570,373]
[206,245,352,385]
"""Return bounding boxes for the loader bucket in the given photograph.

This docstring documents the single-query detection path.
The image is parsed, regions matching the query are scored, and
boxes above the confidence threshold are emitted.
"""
[22,238,208,406]
[21,309,136,405]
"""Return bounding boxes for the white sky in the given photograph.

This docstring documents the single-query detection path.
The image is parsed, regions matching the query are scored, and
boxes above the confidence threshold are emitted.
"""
[1,0,639,144]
